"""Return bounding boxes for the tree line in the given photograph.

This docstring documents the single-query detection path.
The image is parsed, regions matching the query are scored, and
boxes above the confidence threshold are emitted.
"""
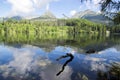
[0,18,107,36]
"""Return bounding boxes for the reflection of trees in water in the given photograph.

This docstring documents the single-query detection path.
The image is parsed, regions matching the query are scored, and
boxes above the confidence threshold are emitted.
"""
[0,33,120,53]
[0,33,109,48]
[97,62,120,80]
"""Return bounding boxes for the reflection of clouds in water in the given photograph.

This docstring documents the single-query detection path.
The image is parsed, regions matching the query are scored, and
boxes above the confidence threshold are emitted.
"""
[97,48,120,61]
[83,56,106,71]
[0,46,73,80]
[40,64,73,80]
[1,51,31,77]
[98,48,119,54]
[52,46,76,55]
[82,48,120,72]
[0,50,34,78]
[0,46,51,78]
[84,56,106,62]
[90,62,106,71]
[11,50,34,74]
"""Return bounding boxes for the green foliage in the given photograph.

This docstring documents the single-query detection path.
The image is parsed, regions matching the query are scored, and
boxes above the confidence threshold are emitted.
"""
[0,24,3,27]
[113,12,120,25]
[65,19,106,34]
[110,24,120,33]
[0,31,108,48]
[6,19,18,23]
[0,18,107,36]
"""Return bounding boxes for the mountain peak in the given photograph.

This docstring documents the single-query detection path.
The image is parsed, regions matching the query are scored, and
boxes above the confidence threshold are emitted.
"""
[72,10,97,18]
[72,10,112,24]
[31,10,56,20]
[10,16,23,20]
[40,10,56,19]
[84,9,96,14]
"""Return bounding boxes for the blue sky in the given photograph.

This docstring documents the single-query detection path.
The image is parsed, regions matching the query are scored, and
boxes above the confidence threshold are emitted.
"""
[0,0,101,18]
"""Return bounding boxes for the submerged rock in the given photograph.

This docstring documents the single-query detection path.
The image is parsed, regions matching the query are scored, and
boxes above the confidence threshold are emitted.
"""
[85,49,96,53]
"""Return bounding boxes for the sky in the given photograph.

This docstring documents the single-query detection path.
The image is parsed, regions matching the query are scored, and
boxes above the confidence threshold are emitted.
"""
[0,0,101,18]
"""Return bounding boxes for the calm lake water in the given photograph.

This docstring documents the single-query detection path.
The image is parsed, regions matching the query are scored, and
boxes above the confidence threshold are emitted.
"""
[0,34,120,80]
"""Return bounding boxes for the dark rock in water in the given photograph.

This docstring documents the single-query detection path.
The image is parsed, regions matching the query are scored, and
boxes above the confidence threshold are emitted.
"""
[86,49,96,53]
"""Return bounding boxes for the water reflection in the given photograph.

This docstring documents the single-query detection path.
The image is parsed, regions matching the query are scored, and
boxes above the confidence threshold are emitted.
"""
[0,45,74,80]
[0,34,120,80]
[1,33,120,52]
[97,62,120,80]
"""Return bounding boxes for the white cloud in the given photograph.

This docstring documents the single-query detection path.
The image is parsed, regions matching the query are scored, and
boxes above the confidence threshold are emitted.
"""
[97,10,101,14]
[92,0,101,5]
[79,0,101,12]
[7,0,59,16]
[46,3,50,11]
[70,10,77,16]
[33,0,52,8]
[7,0,35,15]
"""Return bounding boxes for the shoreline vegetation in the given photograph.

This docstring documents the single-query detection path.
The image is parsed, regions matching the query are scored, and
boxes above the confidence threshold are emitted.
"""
[0,18,119,41]
[0,19,120,47]
[0,19,107,35]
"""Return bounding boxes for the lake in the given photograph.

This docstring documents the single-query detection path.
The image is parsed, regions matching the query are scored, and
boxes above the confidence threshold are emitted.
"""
[0,33,120,80]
